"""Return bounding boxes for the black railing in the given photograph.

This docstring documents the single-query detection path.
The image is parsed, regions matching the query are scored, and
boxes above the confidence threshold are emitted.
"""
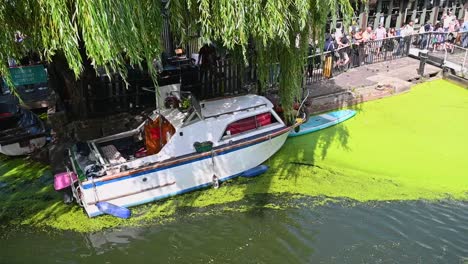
[83,57,257,117]
[304,36,412,84]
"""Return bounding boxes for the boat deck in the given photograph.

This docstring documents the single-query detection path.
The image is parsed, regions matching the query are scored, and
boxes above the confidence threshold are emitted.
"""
[200,95,272,119]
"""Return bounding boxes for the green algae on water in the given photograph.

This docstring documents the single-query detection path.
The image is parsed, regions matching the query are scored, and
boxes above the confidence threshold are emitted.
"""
[0,79,467,232]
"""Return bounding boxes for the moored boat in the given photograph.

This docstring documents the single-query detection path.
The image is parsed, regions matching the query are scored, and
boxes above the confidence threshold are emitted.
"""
[0,103,47,156]
[67,93,303,217]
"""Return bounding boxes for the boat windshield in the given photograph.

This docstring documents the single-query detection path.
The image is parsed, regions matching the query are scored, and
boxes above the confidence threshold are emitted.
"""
[182,95,203,125]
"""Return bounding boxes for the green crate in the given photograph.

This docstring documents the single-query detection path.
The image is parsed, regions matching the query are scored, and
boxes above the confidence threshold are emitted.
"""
[194,141,213,153]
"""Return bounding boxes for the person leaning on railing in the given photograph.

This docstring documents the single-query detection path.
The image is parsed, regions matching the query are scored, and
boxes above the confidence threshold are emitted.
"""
[349,30,359,67]
[353,29,366,66]
[418,22,433,49]
[397,21,414,55]
[363,27,377,64]
[336,33,350,70]
[322,34,336,78]
[432,23,446,52]
[383,29,397,58]
[374,23,387,56]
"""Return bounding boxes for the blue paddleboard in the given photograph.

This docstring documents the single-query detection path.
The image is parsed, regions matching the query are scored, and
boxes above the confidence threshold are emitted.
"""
[289,109,356,137]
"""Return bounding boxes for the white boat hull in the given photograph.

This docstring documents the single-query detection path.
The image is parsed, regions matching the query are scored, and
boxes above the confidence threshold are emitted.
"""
[0,136,46,156]
[79,130,289,217]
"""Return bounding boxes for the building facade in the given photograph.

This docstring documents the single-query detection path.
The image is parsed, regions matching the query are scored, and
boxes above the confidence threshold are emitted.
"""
[353,0,466,30]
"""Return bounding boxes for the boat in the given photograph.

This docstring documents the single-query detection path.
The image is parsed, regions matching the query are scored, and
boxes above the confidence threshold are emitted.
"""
[289,109,356,137]
[1,64,57,111]
[67,93,304,217]
[0,103,47,156]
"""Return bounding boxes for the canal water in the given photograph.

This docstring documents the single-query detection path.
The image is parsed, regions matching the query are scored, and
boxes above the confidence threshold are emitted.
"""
[2,198,468,263]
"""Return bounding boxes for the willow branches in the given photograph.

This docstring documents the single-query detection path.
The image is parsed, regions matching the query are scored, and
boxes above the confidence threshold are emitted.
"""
[0,0,163,82]
[0,0,354,116]
[168,0,353,119]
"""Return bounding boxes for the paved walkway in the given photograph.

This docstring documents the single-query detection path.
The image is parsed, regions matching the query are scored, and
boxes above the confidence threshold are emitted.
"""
[304,57,442,113]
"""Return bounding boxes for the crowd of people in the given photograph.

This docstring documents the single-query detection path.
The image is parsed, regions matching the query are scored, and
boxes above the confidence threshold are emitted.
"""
[313,12,468,76]
[319,21,415,72]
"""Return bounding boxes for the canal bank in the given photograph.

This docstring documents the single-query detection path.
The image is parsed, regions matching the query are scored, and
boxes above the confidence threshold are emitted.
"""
[0,78,467,232]
[304,57,442,114]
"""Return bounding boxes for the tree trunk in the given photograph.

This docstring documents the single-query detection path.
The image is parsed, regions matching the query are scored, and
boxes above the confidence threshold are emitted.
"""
[47,40,99,119]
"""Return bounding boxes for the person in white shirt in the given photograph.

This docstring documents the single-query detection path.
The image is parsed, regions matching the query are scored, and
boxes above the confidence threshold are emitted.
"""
[401,21,415,37]
[334,28,343,44]
[374,23,387,55]
[406,21,414,35]
[443,12,454,32]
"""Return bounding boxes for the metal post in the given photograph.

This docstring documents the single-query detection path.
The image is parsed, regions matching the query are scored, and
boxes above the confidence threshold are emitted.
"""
[462,49,468,74]
[418,51,428,76]
[444,43,449,62]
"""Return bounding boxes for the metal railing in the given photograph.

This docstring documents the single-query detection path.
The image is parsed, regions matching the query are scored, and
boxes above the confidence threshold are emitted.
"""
[304,35,412,85]
[444,45,468,75]
[408,31,467,75]
[409,31,468,51]
[302,31,467,86]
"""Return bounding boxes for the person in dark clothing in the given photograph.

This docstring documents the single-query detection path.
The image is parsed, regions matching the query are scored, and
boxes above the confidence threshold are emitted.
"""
[338,34,350,69]
[198,43,218,98]
[198,43,217,68]
[323,34,336,78]
[420,22,432,49]
[324,34,336,52]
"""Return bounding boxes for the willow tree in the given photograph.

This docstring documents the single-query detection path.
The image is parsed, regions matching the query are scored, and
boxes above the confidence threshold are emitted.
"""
[0,0,353,118]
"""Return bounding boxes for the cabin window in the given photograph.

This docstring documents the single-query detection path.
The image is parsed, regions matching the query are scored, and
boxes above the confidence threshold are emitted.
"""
[223,112,276,137]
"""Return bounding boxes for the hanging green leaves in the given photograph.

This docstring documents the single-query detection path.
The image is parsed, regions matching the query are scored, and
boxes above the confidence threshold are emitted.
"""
[168,0,353,120]
[0,0,354,116]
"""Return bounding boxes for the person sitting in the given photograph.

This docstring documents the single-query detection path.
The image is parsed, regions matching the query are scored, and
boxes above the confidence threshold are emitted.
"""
[445,32,456,53]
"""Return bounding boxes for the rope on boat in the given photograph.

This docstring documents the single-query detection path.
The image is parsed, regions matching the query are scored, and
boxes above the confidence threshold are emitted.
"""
[296,90,310,118]
[211,149,219,189]
[91,176,100,204]
[266,133,273,165]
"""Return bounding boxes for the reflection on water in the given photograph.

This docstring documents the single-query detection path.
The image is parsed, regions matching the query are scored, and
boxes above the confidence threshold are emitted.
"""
[2,199,468,263]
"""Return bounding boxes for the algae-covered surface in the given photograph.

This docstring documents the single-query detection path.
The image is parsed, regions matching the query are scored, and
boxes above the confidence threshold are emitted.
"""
[0,79,467,232]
